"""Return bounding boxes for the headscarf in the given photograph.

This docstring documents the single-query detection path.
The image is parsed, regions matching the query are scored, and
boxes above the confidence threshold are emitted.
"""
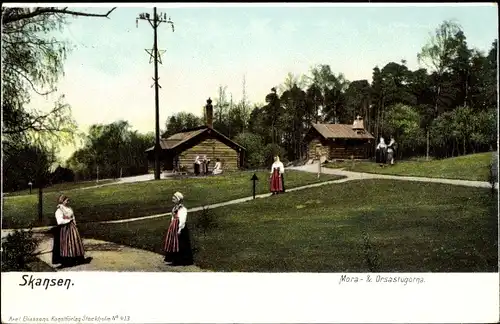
[58,194,69,205]
[173,192,184,204]
[172,192,184,215]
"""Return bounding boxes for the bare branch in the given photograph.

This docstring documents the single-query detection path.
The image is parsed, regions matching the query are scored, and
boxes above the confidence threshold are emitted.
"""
[2,7,117,25]
[11,67,56,96]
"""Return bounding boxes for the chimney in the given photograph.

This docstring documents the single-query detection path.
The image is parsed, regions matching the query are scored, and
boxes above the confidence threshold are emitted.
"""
[205,97,213,128]
[352,115,365,133]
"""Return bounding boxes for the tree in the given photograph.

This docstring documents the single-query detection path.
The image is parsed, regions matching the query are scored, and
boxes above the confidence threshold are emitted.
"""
[305,83,323,123]
[279,83,308,160]
[264,87,282,145]
[309,65,349,123]
[449,30,473,108]
[344,80,371,126]
[382,104,424,159]
[417,20,463,113]
[67,121,154,181]
[417,19,463,159]
[2,6,116,146]
[163,112,203,137]
[233,132,265,168]
[371,66,384,140]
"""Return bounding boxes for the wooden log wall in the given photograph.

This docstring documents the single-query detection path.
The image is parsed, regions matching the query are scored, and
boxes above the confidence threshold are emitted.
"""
[307,138,330,160]
[179,138,239,172]
[328,141,371,160]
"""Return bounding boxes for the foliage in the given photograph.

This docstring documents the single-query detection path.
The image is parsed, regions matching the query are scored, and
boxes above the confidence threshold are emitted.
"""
[194,206,218,237]
[382,104,425,157]
[66,121,154,180]
[163,112,202,138]
[1,7,116,159]
[263,143,288,167]
[1,229,40,271]
[233,132,265,168]
[3,143,55,192]
[488,162,497,195]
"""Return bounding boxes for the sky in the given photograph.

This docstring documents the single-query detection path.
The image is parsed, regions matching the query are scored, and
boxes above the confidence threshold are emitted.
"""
[12,3,499,162]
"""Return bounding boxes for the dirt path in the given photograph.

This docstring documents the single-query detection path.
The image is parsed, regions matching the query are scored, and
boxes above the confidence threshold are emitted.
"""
[34,234,203,272]
[290,163,499,189]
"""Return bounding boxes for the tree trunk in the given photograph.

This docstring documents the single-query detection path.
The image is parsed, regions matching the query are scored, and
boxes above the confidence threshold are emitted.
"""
[463,138,466,155]
[426,129,430,161]
[38,186,43,222]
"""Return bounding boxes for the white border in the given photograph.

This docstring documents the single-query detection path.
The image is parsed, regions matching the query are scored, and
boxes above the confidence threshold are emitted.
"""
[2,272,499,323]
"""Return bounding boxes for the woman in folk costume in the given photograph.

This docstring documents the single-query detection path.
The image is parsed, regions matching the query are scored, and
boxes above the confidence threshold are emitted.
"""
[387,135,397,165]
[375,137,388,166]
[164,192,194,266]
[193,155,201,175]
[204,155,211,174]
[212,158,223,175]
[269,156,285,195]
[52,195,91,267]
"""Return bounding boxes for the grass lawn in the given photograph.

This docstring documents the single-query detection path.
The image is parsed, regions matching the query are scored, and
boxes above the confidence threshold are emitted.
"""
[324,152,495,181]
[4,179,116,197]
[79,180,498,272]
[2,171,342,229]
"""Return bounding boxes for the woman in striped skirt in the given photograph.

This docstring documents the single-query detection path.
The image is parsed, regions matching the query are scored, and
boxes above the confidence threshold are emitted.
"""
[164,192,194,266]
[269,156,285,195]
[52,195,92,268]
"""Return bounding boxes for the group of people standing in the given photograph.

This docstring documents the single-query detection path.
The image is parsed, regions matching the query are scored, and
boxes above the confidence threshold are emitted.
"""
[193,155,223,176]
[375,136,397,166]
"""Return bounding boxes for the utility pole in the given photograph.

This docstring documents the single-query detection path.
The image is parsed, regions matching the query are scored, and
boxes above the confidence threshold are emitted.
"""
[136,8,174,180]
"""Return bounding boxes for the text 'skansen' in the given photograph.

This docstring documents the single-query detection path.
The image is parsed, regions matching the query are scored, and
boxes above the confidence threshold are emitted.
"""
[19,275,74,290]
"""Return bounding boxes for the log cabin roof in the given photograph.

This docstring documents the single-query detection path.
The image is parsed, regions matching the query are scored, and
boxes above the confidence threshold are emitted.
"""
[309,123,375,140]
[145,126,246,153]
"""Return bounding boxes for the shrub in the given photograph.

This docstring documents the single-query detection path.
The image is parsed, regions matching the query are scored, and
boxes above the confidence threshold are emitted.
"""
[1,229,40,271]
[488,161,497,196]
[194,206,217,237]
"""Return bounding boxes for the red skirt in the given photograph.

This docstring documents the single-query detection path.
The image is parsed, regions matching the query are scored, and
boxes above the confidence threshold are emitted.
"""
[164,218,180,252]
[270,169,283,192]
[59,221,85,257]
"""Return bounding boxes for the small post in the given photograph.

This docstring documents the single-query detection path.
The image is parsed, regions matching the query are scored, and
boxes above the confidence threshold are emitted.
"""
[28,181,32,194]
[316,145,321,179]
[38,185,43,222]
[96,165,99,184]
[251,173,259,199]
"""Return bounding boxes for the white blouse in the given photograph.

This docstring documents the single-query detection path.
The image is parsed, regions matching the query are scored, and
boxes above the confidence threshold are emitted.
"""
[376,141,387,150]
[172,206,188,234]
[271,162,285,174]
[55,205,74,225]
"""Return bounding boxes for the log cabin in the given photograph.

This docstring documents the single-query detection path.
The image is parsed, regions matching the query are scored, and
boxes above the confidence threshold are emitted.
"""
[145,98,246,173]
[304,116,375,161]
